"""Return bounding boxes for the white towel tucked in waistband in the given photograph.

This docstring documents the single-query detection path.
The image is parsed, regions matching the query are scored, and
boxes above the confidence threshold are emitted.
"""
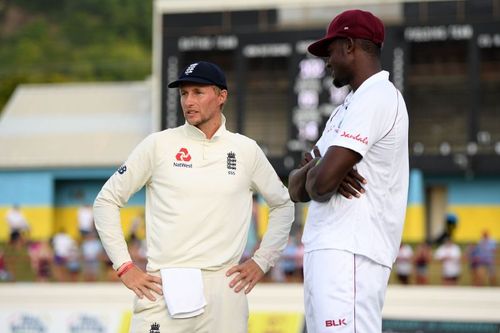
[160,268,207,319]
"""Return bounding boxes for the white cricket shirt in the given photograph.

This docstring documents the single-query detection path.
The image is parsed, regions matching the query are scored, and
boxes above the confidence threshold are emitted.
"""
[94,117,294,273]
[302,71,409,268]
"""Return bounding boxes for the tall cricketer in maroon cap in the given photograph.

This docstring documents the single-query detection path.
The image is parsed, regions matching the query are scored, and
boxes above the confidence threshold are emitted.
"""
[289,7,410,333]
[308,9,385,57]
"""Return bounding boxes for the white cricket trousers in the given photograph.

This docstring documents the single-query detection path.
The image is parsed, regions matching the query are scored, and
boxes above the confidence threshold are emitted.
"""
[304,249,391,333]
[129,267,248,333]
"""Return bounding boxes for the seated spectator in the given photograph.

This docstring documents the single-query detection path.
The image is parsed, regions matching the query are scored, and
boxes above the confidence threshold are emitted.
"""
[66,242,81,282]
[103,253,120,282]
[28,241,53,282]
[395,243,413,285]
[413,241,432,285]
[128,234,147,272]
[476,230,497,286]
[81,231,103,282]
[52,229,77,282]
[280,237,300,282]
[128,212,145,241]
[434,237,462,285]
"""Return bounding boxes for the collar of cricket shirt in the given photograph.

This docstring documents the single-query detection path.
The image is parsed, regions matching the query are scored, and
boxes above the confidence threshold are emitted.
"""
[183,114,228,141]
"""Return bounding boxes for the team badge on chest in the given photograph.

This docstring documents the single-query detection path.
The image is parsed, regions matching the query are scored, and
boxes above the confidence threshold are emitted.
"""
[227,151,236,175]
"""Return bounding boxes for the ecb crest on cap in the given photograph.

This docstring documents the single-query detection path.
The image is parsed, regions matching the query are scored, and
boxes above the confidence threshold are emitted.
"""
[185,63,198,75]
[167,61,228,89]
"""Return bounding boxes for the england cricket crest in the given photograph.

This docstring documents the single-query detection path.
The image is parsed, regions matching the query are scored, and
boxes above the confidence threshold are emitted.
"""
[149,322,160,333]
[227,151,236,175]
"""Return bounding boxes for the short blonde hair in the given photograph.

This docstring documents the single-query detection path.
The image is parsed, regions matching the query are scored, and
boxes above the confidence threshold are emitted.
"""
[213,86,227,111]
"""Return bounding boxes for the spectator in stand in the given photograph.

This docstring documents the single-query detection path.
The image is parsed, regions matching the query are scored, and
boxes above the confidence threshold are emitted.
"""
[280,236,300,282]
[28,241,53,282]
[435,213,458,245]
[269,256,285,283]
[434,236,462,285]
[5,204,30,242]
[52,229,77,282]
[476,230,497,286]
[66,241,82,282]
[128,233,147,272]
[103,253,120,282]
[81,231,104,282]
[128,212,145,241]
[0,248,12,281]
[466,243,481,286]
[413,241,432,285]
[395,243,413,285]
[77,204,94,239]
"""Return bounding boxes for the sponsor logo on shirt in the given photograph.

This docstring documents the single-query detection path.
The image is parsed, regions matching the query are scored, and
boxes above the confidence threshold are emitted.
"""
[174,147,193,168]
[227,151,236,175]
[325,318,347,327]
[325,121,340,134]
[324,107,345,135]
[340,131,368,145]
[117,165,127,174]
[176,147,192,161]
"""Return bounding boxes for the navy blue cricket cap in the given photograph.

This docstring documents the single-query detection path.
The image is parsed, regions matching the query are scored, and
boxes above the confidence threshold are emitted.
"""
[168,61,228,90]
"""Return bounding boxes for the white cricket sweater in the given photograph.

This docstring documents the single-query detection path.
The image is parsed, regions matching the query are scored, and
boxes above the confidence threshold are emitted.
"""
[94,118,294,273]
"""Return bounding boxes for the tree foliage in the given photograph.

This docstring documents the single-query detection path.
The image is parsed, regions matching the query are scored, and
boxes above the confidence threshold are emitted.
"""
[0,0,152,111]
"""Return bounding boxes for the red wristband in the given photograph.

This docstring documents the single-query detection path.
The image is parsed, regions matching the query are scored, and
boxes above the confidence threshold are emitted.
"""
[117,261,134,277]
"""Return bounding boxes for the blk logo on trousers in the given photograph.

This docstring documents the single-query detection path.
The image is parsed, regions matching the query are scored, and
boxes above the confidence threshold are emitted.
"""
[325,319,347,327]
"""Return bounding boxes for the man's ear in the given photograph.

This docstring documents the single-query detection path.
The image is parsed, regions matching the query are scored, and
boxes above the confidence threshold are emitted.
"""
[345,37,355,53]
[218,89,228,111]
[219,89,228,103]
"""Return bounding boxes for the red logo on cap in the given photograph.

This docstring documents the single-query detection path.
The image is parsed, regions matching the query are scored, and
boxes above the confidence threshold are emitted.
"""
[175,148,191,162]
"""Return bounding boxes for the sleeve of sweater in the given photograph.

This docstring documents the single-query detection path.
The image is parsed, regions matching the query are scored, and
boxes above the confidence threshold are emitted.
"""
[93,134,156,270]
[250,144,295,273]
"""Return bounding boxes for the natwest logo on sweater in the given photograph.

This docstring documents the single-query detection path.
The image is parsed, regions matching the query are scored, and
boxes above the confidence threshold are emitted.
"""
[176,147,192,161]
[174,147,193,168]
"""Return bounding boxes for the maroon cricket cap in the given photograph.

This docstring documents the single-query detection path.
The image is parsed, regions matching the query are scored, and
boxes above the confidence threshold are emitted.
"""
[308,9,385,57]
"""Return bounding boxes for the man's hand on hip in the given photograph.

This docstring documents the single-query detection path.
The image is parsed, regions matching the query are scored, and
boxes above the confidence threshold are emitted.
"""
[226,259,264,294]
[120,265,163,301]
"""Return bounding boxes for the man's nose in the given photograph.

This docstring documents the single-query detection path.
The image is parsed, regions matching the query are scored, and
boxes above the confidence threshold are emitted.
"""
[183,93,195,105]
